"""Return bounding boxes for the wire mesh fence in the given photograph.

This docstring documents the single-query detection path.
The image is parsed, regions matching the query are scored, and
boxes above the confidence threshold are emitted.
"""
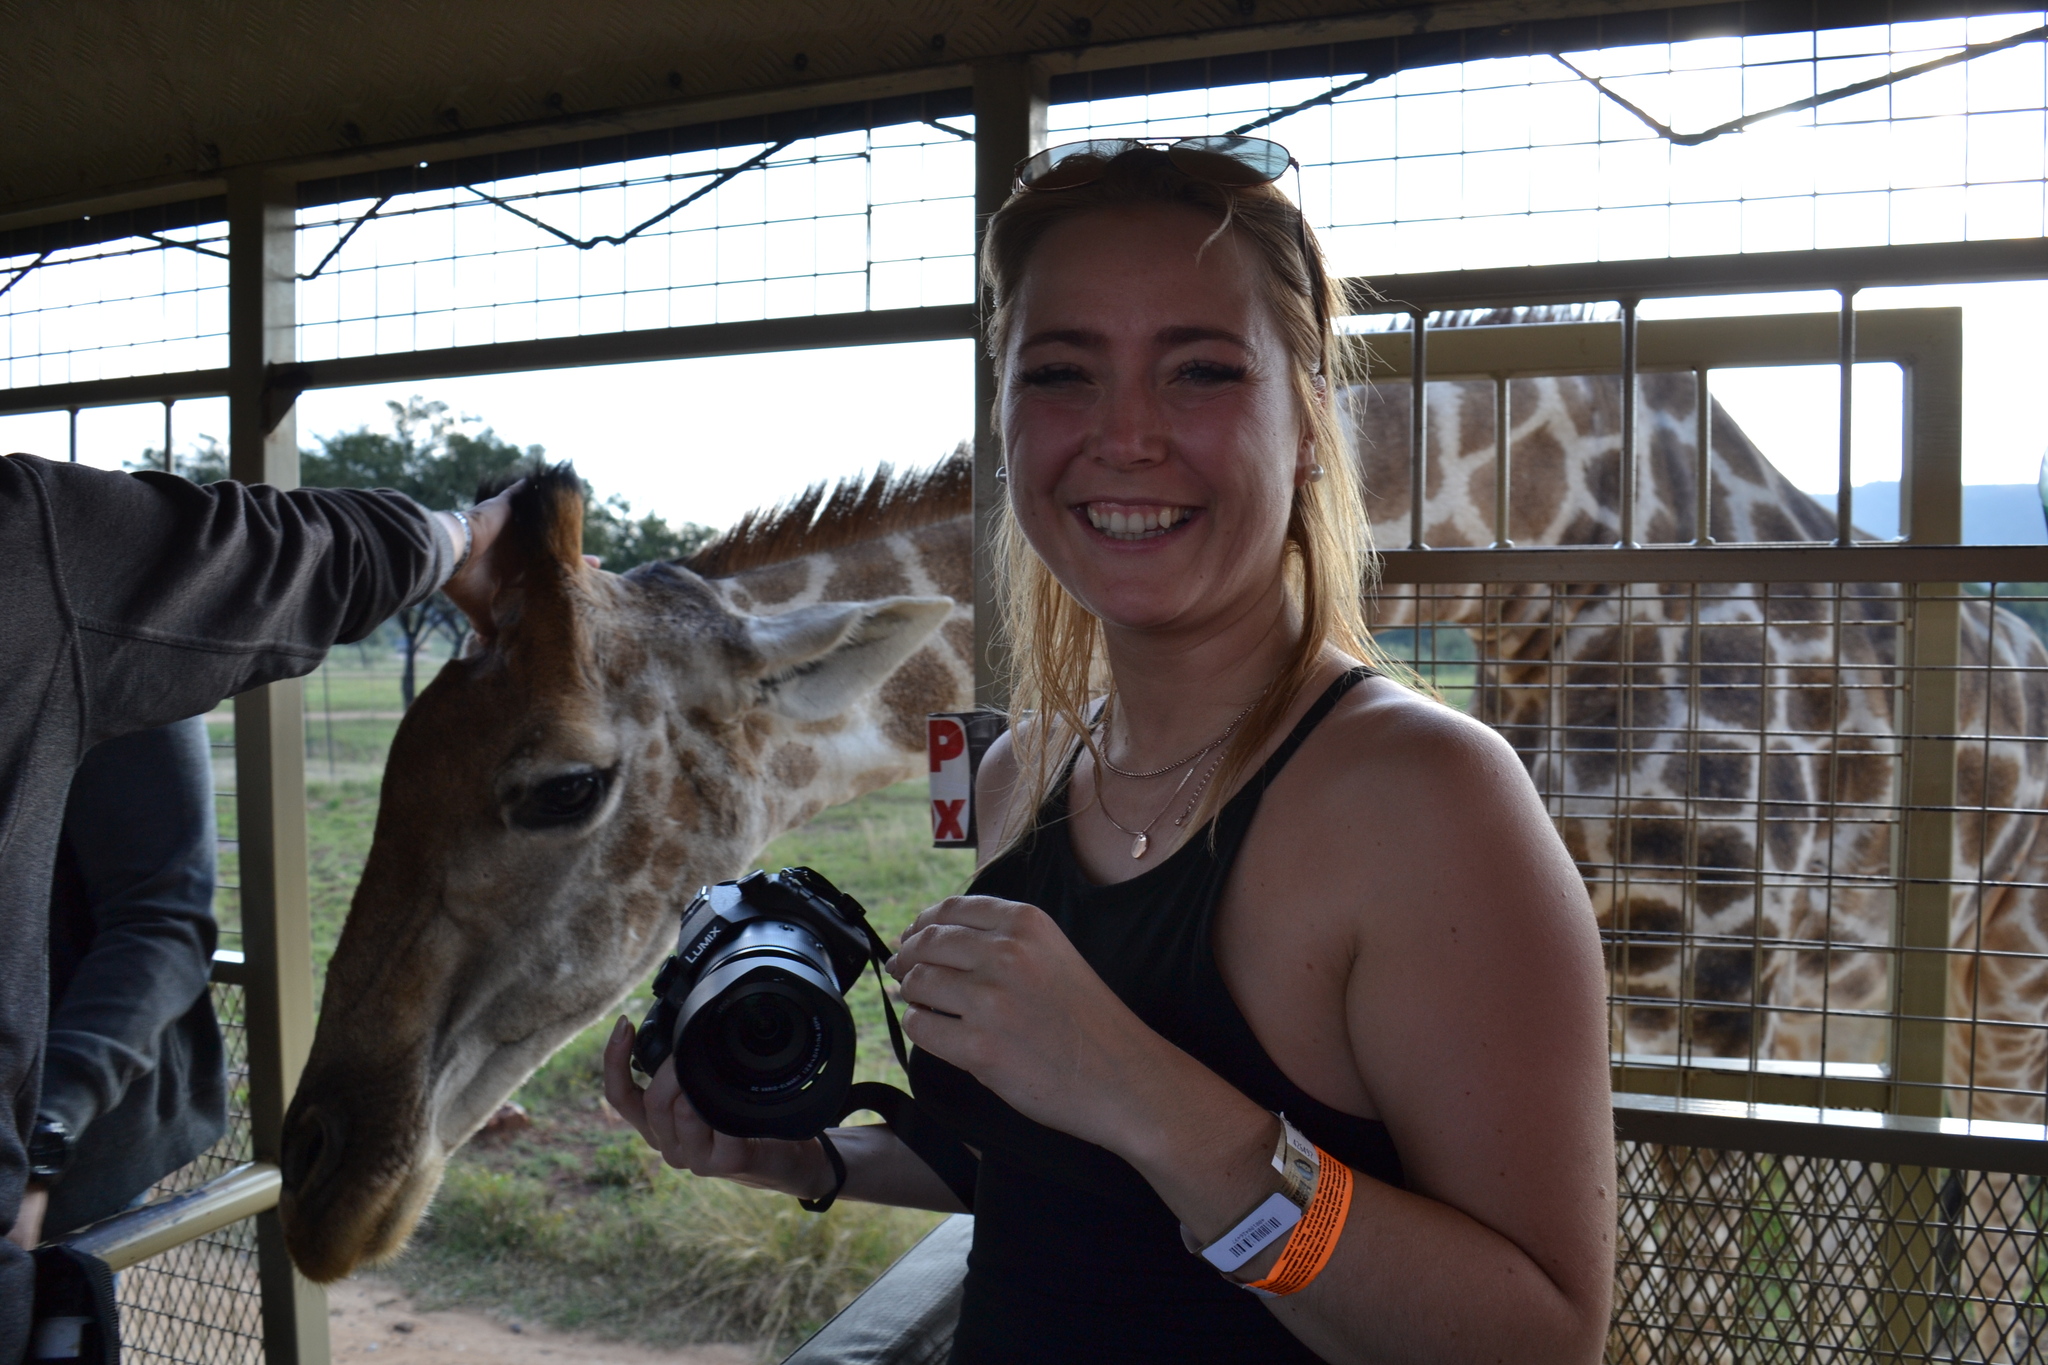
[114,978,264,1365]
[1375,577,2048,1125]
[1612,1133,2048,1362]
[292,116,975,361]
[0,220,228,389]
[1051,12,2048,281]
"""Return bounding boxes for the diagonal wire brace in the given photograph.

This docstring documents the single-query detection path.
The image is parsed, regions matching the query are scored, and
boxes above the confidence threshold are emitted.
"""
[0,249,53,302]
[298,195,393,282]
[1556,23,2048,147]
[465,140,794,250]
[140,233,229,260]
[1230,69,1390,137]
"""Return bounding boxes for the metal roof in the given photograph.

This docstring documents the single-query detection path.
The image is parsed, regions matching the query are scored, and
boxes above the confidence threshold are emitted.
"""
[0,0,2021,226]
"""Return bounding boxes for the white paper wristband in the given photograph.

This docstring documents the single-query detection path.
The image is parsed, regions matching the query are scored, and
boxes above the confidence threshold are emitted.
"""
[1198,1191,1303,1273]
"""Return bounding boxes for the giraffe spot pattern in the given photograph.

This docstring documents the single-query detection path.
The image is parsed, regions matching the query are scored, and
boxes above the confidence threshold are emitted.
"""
[823,537,912,601]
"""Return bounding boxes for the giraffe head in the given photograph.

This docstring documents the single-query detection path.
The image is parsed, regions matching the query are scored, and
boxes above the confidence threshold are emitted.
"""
[278,462,970,1282]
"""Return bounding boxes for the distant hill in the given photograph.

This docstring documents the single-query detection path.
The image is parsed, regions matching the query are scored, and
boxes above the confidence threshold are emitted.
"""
[1810,483,2046,544]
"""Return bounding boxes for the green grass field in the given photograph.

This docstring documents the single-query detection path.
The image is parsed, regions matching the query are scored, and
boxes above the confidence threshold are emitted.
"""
[271,681,970,1356]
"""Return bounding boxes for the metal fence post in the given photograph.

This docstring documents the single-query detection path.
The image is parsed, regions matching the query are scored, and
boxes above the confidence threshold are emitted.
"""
[970,57,1045,711]
[226,164,330,1365]
[1879,307,1964,1357]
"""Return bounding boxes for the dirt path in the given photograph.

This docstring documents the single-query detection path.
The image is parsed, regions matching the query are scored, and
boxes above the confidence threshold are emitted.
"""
[328,1277,757,1363]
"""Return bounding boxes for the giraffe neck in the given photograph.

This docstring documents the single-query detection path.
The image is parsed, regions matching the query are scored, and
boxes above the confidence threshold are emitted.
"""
[707,511,975,838]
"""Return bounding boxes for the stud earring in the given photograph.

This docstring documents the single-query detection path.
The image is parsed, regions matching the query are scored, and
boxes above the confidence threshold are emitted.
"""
[1306,463,1325,483]
[994,464,1009,484]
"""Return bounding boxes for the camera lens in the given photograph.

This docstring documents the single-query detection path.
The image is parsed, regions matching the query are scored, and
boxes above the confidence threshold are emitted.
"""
[671,922,857,1140]
[731,994,798,1065]
[714,983,820,1087]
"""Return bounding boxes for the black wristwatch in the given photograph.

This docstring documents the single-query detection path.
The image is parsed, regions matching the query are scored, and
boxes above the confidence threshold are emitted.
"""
[27,1115,75,1183]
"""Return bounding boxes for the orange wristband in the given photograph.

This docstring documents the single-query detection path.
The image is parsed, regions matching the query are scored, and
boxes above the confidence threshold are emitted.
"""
[1243,1146,1353,1297]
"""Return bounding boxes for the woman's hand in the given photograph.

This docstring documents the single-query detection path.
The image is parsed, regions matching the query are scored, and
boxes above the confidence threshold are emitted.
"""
[3,1185,45,1250]
[888,895,1168,1151]
[599,1016,833,1198]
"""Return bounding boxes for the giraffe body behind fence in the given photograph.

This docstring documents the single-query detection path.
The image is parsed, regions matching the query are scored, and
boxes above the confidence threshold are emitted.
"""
[1355,361,2048,1358]
[1355,366,2048,1123]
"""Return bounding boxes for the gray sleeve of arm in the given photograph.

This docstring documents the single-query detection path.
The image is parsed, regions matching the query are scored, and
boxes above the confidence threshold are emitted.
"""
[30,458,455,744]
[36,717,218,1140]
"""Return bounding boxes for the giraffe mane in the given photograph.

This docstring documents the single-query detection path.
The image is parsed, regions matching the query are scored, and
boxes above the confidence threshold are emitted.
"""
[682,445,973,580]
[1349,304,1595,332]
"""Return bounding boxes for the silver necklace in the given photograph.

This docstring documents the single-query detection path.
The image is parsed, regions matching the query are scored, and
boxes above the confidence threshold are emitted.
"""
[1105,695,1212,777]
[1092,693,1264,859]
[1094,691,1260,779]
[1095,762,1199,861]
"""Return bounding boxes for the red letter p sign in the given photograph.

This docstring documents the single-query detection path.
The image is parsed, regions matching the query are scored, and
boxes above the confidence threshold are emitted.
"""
[928,716,973,845]
[927,712,1006,848]
[929,717,966,773]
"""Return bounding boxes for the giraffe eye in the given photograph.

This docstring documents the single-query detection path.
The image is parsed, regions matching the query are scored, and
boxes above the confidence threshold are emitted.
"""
[513,769,610,829]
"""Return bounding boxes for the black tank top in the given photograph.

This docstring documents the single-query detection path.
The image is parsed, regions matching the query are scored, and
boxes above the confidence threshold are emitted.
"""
[907,667,1403,1364]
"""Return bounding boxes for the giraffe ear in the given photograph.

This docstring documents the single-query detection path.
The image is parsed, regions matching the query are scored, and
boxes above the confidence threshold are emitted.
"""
[747,596,953,722]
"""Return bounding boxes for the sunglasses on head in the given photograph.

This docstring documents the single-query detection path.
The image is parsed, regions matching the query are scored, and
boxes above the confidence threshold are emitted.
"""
[1011,135,1297,193]
[1010,135,1330,348]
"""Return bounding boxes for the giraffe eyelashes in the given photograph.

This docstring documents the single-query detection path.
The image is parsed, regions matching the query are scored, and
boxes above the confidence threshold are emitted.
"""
[508,767,615,830]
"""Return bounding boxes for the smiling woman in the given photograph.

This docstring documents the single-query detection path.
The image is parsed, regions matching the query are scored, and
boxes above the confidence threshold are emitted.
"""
[605,144,1616,1365]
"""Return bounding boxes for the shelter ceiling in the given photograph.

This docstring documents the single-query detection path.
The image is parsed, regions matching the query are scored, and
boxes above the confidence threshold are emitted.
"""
[4,0,1735,217]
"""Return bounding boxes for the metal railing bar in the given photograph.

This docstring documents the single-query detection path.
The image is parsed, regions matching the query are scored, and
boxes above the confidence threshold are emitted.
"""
[1374,544,2047,584]
[1491,373,1510,548]
[1836,288,1858,547]
[1409,309,1426,550]
[1341,238,2048,313]
[1,369,233,419]
[0,303,978,420]
[1691,367,1711,546]
[1618,298,1638,550]
[270,303,979,398]
[1612,1093,2048,1175]
[60,1162,280,1272]
[1614,1053,1890,1079]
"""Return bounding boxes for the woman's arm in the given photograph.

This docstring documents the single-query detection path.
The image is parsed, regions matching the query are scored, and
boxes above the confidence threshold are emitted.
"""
[1259,707,1613,1362]
[599,1018,968,1214]
[887,703,1613,1364]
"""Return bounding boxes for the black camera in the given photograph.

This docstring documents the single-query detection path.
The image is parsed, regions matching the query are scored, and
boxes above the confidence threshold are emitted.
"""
[632,867,882,1141]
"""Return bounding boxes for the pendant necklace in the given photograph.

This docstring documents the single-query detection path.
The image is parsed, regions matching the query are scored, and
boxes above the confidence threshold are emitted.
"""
[1093,691,1264,859]
[1096,760,1201,861]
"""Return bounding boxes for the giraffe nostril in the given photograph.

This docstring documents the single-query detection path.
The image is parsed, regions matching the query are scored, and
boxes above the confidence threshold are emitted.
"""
[283,1104,344,1192]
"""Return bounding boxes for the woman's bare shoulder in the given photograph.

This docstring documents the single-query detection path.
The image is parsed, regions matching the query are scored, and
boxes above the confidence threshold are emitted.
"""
[972,722,1026,868]
[1318,674,1531,798]
[1283,674,1572,913]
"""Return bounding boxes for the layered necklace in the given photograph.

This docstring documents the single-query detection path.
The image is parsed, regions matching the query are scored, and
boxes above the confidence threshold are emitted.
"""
[1091,689,1265,860]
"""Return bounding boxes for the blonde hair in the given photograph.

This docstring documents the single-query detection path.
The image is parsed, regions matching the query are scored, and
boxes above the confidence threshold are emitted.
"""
[982,149,1395,849]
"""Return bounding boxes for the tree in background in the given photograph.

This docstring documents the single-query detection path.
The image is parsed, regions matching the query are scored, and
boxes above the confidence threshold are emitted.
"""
[132,434,229,484]
[139,396,714,707]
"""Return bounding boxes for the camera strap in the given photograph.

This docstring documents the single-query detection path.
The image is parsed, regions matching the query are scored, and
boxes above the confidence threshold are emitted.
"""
[829,920,981,1212]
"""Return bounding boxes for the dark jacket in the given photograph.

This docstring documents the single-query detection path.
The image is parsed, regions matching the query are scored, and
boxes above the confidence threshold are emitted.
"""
[0,454,453,1363]
[42,716,225,1238]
